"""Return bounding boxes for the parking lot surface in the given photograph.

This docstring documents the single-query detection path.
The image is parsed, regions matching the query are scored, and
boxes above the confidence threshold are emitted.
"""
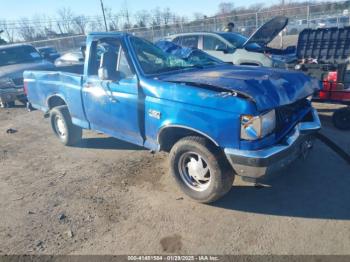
[0,102,349,255]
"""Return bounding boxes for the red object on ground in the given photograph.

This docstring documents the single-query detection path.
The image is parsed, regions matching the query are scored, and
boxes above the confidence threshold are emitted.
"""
[320,71,350,102]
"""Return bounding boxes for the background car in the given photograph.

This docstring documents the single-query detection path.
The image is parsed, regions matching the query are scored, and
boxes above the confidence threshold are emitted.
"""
[166,16,289,68]
[0,44,55,107]
[37,46,60,62]
[54,51,85,74]
[54,51,84,67]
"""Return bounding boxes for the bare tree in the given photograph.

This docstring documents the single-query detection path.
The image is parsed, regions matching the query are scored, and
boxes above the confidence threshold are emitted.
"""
[17,18,37,41]
[249,3,264,12]
[120,1,132,29]
[73,15,89,34]
[161,7,172,27]
[218,2,234,16]
[104,7,120,31]
[90,16,105,32]
[151,7,162,28]
[135,10,150,28]
[109,14,120,31]
[37,14,58,38]
[57,7,75,34]
[31,15,48,39]
[193,12,205,21]
[0,20,15,43]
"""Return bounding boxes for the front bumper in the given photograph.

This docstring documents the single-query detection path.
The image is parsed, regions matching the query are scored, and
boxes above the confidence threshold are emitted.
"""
[225,108,321,180]
[0,87,25,103]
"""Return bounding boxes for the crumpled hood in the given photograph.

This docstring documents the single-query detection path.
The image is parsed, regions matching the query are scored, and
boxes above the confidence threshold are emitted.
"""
[0,60,55,79]
[159,65,321,111]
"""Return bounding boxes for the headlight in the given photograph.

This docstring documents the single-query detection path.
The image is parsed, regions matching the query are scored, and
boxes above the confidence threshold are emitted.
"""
[0,78,15,89]
[240,110,276,140]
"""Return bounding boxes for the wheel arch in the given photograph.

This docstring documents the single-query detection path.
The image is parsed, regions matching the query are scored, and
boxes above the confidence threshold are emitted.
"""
[157,125,220,152]
[47,94,67,110]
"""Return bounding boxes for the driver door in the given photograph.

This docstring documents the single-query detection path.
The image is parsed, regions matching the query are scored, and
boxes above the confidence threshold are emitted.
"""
[82,39,144,146]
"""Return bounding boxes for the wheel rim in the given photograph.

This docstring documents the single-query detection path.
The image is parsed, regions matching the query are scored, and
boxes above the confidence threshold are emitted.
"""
[178,152,211,192]
[55,116,66,138]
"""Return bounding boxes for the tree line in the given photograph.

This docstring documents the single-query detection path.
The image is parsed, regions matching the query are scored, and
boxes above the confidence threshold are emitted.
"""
[0,0,349,44]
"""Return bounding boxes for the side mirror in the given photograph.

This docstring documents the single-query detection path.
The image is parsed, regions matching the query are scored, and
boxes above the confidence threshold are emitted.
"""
[98,67,109,81]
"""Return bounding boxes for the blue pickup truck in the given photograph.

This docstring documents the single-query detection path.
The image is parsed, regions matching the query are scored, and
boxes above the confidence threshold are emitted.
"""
[24,32,321,203]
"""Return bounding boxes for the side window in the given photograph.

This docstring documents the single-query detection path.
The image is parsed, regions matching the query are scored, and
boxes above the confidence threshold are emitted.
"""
[89,41,117,76]
[203,36,226,51]
[88,39,133,80]
[181,35,199,48]
[118,48,133,79]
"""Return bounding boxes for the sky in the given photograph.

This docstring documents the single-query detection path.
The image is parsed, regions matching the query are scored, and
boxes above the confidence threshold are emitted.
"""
[0,0,342,22]
[0,0,281,21]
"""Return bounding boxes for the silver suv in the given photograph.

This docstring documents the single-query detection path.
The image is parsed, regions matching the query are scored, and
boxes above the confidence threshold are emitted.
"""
[166,17,289,68]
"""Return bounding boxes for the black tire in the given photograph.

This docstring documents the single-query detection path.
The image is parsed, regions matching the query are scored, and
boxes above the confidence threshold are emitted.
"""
[50,105,82,146]
[26,102,35,112]
[332,108,350,130]
[169,136,234,203]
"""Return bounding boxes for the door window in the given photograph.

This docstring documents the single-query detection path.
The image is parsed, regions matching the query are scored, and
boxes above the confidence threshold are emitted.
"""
[118,49,133,78]
[181,35,199,48]
[88,38,134,79]
[203,36,226,51]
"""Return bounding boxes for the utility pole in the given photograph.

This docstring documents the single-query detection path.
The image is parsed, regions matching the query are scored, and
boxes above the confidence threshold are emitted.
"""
[100,0,108,32]
[306,0,310,28]
[281,0,285,49]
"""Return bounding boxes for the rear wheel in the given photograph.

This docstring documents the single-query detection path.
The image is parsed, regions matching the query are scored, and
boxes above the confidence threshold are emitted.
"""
[50,105,82,146]
[332,107,350,130]
[169,136,234,203]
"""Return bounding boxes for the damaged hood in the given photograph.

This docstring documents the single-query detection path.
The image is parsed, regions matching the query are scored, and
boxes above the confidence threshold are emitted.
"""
[159,65,321,111]
[243,16,288,48]
[0,60,55,80]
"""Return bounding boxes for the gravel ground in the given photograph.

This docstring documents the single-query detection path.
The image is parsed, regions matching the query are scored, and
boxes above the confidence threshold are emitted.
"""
[0,102,349,255]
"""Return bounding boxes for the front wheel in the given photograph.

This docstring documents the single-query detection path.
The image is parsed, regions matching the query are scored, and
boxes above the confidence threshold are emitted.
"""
[169,136,234,203]
[50,105,82,146]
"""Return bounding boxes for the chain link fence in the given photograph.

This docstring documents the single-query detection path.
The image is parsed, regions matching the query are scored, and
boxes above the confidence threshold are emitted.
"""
[29,1,350,53]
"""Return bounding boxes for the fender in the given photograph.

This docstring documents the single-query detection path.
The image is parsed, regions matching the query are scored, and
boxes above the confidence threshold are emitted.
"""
[46,93,67,109]
[157,124,220,147]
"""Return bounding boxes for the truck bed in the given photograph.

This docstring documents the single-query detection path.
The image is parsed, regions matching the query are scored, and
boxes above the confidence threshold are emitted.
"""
[24,71,88,128]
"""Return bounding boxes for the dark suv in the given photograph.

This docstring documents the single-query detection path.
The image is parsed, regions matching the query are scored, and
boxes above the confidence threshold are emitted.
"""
[0,44,55,107]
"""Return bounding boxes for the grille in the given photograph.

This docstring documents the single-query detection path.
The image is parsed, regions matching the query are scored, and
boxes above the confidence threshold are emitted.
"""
[275,99,309,133]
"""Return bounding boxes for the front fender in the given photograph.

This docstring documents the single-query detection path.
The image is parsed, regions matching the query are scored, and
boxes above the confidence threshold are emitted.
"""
[157,124,220,147]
